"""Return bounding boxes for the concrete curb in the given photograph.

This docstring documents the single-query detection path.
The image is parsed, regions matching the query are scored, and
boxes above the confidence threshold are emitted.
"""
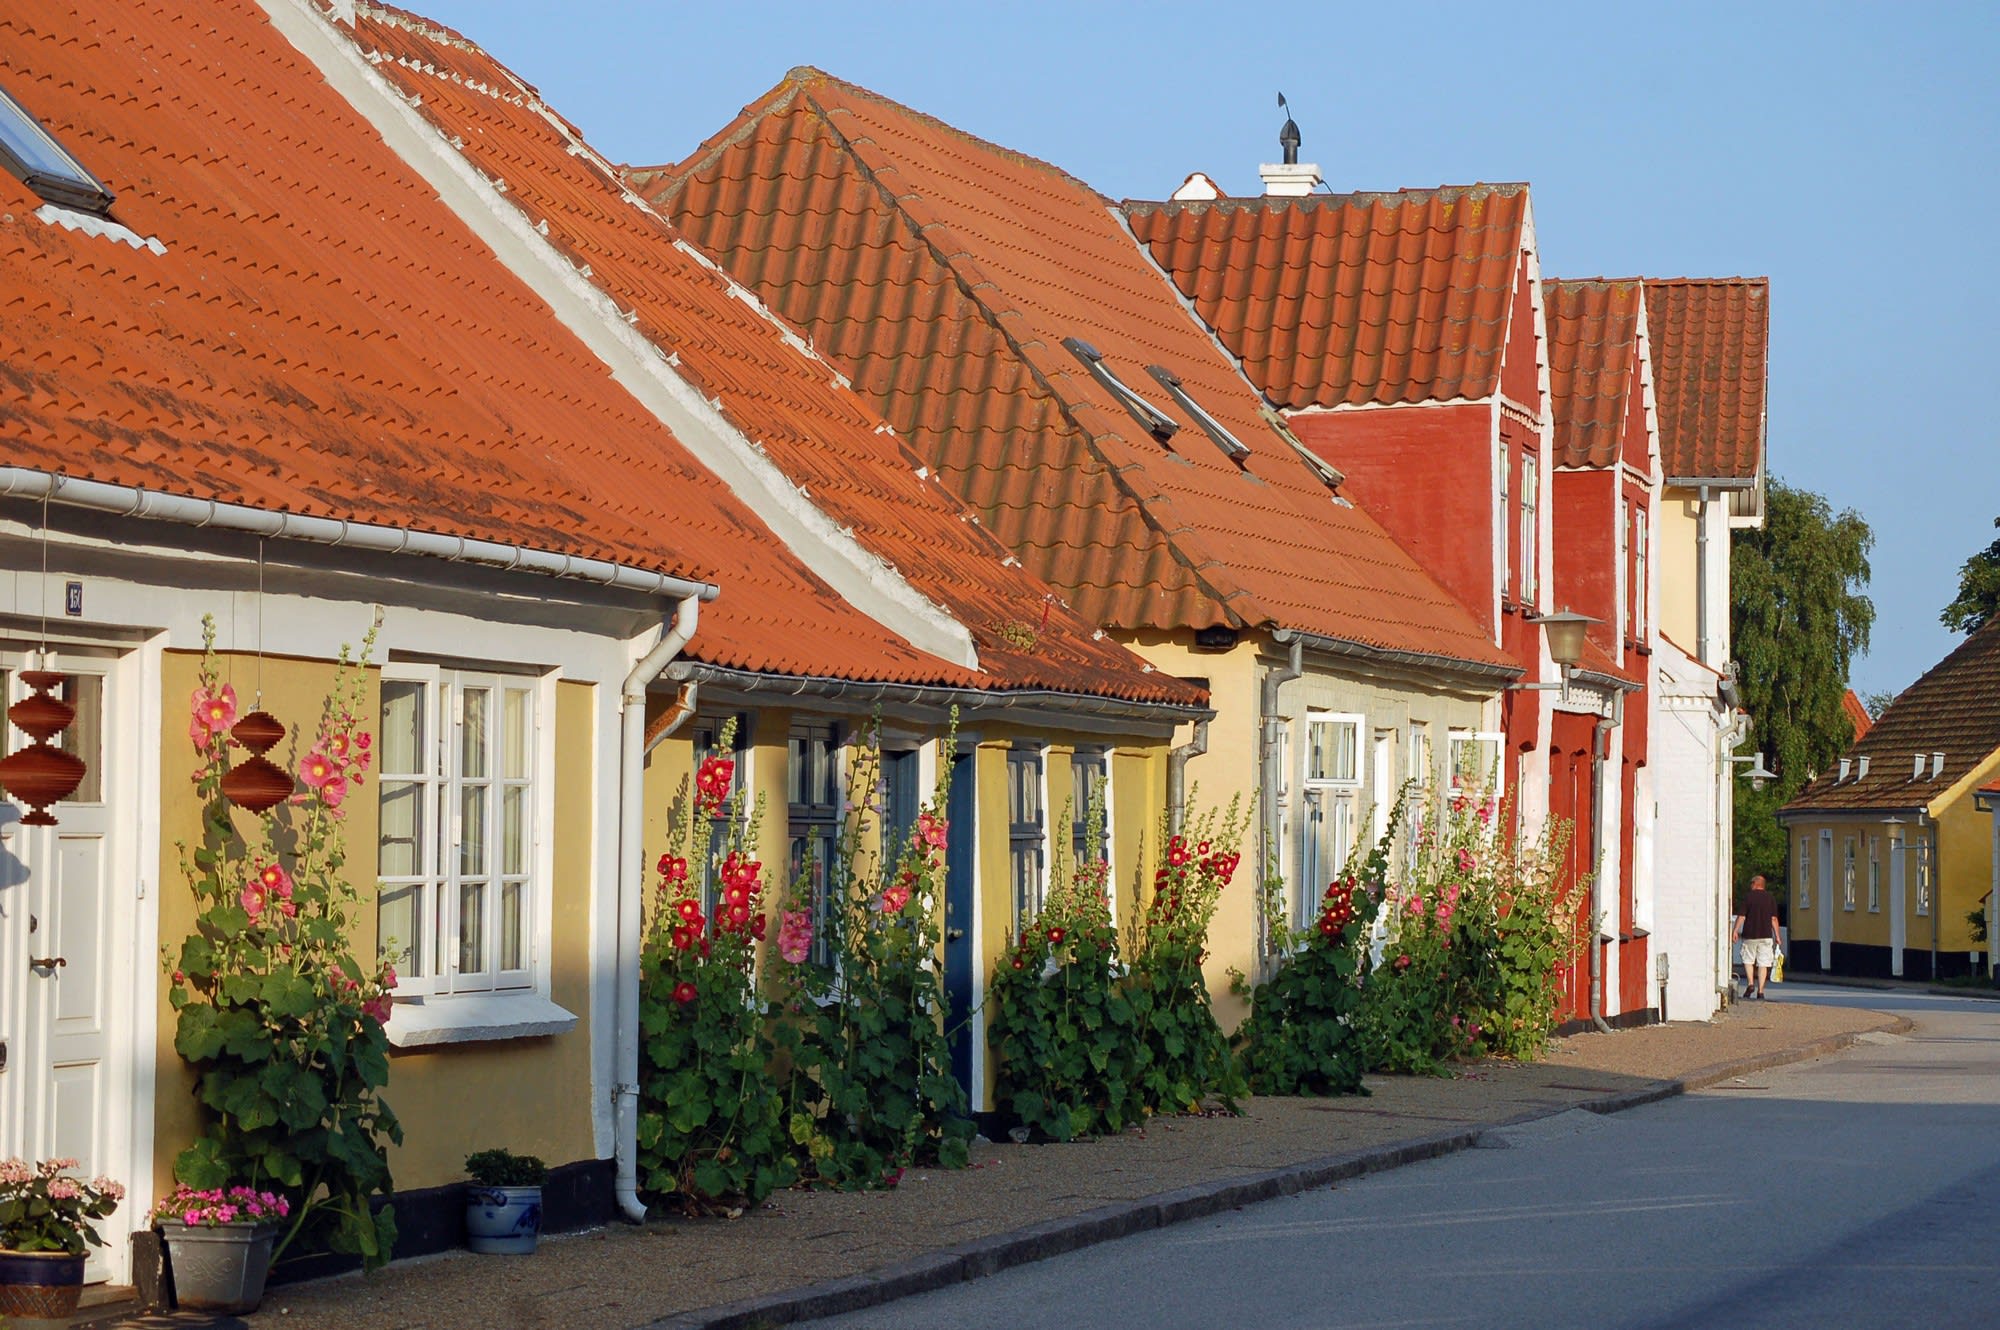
[646,1017,1909,1330]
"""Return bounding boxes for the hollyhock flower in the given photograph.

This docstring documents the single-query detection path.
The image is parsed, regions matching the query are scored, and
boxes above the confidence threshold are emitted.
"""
[916,811,948,849]
[658,854,689,884]
[694,754,734,815]
[677,898,702,924]
[1405,894,1425,916]
[1167,836,1191,867]
[188,709,210,751]
[361,995,393,1025]
[1394,954,1412,971]
[750,913,768,941]
[1318,918,1338,937]
[382,964,398,990]
[280,900,298,919]
[299,748,337,790]
[318,774,349,809]
[672,981,698,1004]
[172,969,186,984]
[724,884,749,909]
[671,925,695,951]
[1477,800,1495,825]
[191,683,238,738]
[1047,926,1066,944]
[48,1177,81,1200]
[1445,884,1461,904]
[880,883,912,913]
[240,883,267,920]
[777,910,813,964]
[257,862,293,899]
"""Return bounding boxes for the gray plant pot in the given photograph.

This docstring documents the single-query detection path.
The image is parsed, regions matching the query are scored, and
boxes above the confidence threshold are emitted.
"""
[160,1222,278,1314]
[465,1185,542,1254]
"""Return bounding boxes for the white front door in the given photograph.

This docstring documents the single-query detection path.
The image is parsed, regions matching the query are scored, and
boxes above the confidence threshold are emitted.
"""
[1370,730,1394,848]
[0,651,127,1282]
[1888,835,1907,976]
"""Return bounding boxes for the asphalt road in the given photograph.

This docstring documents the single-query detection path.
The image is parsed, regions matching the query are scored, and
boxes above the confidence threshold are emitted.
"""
[802,986,2000,1330]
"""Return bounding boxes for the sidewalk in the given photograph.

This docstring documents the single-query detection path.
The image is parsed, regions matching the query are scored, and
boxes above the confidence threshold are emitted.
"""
[107,999,1901,1330]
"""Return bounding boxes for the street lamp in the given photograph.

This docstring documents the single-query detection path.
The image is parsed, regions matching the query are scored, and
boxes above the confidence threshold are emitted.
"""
[1729,751,1776,791]
[1509,610,1598,703]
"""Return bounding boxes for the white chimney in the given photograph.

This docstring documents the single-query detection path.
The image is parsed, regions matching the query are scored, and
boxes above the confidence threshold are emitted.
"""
[1932,751,1946,779]
[1838,758,1851,782]
[1913,753,1927,780]
[1857,755,1870,781]
[1259,161,1322,197]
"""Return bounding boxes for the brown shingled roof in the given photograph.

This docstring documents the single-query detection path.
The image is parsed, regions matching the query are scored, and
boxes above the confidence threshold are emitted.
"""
[1785,618,2000,813]
[1543,279,1644,469]
[638,70,1512,674]
[1643,278,1768,481]
[1120,186,1530,410]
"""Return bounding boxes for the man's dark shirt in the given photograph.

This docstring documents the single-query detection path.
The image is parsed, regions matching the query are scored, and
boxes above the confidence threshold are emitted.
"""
[1740,888,1780,941]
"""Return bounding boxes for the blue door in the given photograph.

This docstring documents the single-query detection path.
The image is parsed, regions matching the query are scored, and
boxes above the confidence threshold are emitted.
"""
[943,749,977,1098]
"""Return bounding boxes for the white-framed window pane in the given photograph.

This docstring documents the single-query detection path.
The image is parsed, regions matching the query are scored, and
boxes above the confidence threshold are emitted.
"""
[1520,453,1539,601]
[380,680,425,772]
[461,687,490,778]
[1867,838,1881,912]
[1796,837,1812,909]
[379,780,425,876]
[502,785,528,876]
[1449,732,1502,791]
[460,783,489,876]
[379,884,422,978]
[1842,839,1857,910]
[500,881,525,971]
[502,689,530,780]
[1308,717,1359,784]
[459,879,487,974]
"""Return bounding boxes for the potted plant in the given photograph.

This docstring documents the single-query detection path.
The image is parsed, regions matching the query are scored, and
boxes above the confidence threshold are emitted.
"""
[150,1185,290,1313]
[463,1150,546,1254]
[0,1157,124,1320]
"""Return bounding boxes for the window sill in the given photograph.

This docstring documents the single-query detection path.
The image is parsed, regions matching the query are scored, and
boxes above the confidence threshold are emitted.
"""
[385,991,577,1049]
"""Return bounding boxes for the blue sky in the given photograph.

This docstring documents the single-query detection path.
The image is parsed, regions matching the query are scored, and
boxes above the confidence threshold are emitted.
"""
[412,0,1998,697]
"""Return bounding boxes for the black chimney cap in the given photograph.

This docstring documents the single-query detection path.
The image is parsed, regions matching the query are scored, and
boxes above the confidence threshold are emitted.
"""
[1277,92,1302,165]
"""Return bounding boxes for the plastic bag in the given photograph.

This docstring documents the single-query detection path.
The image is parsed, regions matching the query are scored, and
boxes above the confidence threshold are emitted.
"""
[1772,948,1785,983]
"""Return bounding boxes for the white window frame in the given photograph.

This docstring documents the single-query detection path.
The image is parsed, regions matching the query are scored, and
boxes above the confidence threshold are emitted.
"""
[377,664,544,1000]
[1866,834,1882,912]
[1842,836,1857,912]
[1632,509,1648,639]
[1796,835,1812,911]
[1300,713,1364,918]
[1519,452,1540,604]
[1404,722,1431,871]
[1447,729,1505,796]
[1915,841,1932,917]
[1006,746,1048,928]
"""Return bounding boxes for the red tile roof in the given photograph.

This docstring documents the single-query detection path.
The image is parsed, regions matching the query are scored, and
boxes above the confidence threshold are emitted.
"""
[1119,186,1531,410]
[1785,618,2000,813]
[333,7,1195,705]
[0,1,1192,705]
[1843,689,1873,741]
[1543,279,1644,469]
[639,70,1512,673]
[1642,278,1768,481]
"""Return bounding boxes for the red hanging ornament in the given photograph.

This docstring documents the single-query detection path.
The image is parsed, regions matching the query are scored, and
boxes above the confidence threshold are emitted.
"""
[0,671,85,826]
[220,710,293,814]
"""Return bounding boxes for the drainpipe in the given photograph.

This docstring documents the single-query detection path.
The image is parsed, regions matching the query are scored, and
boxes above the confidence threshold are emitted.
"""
[1587,694,1620,1033]
[614,596,700,1224]
[1167,717,1210,834]
[1695,485,1712,667]
[1258,634,1305,963]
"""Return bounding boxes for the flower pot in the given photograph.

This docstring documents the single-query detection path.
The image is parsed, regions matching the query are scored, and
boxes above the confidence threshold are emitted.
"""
[0,1249,87,1320]
[464,1185,542,1254]
[160,1222,278,1314]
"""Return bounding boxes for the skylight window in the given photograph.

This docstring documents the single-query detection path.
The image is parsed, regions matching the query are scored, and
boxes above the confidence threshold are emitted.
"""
[0,82,113,215]
[1062,338,1178,441]
[1145,366,1250,463]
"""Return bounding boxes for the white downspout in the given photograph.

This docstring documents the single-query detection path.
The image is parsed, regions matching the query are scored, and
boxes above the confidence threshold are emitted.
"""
[615,596,700,1223]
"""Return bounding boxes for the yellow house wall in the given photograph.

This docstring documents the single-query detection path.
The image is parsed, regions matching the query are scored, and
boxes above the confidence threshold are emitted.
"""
[1659,488,1702,652]
[155,652,600,1199]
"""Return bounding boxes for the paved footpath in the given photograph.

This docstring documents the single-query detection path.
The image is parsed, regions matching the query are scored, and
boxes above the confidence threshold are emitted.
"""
[105,997,1900,1330]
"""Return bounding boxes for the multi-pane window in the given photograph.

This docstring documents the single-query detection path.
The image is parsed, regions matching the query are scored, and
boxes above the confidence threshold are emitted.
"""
[1795,836,1812,910]
[1631,510,1648,639]
[1448,730,1504,795]
[1007,748,1046,927]
[1842,837,1857,911]
[1867,835,1882,912]
[882,748,921,853]
[1070,749,1109,869]
[378,667,537,995]
[1915,843,1932,917]
[1519,453,1540,603]
[787,722,841,966]
[1302,714,1363,916]
[1404,723,1431,870]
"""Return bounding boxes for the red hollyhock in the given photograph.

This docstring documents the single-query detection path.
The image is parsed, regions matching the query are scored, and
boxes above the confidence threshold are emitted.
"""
[672,981,698,1004]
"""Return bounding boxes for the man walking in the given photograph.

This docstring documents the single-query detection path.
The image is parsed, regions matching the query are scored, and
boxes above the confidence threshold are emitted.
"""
[1733,874,1782,1000]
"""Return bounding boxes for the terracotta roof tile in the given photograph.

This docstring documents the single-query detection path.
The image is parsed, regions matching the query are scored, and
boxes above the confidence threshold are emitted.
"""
[0,1,1192,704]
[1643,277,1767,481]
[639,70,1511,672]
[1785,618,2000,813]
[1842,689,1873,741]
[1119,186,1529,409]
[1543,278,1643,469]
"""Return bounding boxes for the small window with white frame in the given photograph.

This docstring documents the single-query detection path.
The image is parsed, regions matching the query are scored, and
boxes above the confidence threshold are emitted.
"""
[1007,747,1046,927]
[1631,509,1648,639]
[1447,730,1504,796]
[1070,748,1110,869]
[1795,835,1812,910]
[1915,844,1931,917]
[1404,722,1431,869]
[1519,452,1540,604]
[1866,834,1881,912]
[1841,836,1856,911]
[787,721,842,966]
[1300,713,1363,919]
[377,665,540,996]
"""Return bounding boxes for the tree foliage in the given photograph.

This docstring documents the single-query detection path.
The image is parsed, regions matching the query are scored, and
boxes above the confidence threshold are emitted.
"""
[1731,479,1875,890]
[1942,516,2000,635]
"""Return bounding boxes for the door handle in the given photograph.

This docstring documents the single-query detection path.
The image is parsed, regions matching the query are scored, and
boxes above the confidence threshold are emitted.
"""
[29,956,65,970]
[945,928,965,942]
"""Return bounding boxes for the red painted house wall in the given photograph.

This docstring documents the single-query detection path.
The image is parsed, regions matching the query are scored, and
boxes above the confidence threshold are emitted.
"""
[1551,469,1618,651]
[1549,709,1599,1022]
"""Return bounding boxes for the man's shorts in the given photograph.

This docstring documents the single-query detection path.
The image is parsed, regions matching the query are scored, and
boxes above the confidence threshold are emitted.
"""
[1740,937,1776,968]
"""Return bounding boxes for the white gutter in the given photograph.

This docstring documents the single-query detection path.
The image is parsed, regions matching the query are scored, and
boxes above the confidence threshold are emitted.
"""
[614,596,700,1223]
[0,467,718,604]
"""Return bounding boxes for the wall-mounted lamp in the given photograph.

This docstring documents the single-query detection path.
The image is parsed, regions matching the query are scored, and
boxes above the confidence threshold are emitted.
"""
[1506,610,1598,702]
[1729,750,1776,791]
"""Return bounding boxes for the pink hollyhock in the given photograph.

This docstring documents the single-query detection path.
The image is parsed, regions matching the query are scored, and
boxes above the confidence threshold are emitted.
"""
[880,883,912,913]
[361,995,393,1025]
[1455,848,1478,874]
[298,748,337,790]
[694,754,734,816]
[1445,884,1461,904]
[191,683,238,739]
[240,883,267,919]
[381,964,399,990]
[319,774,349,809]
[916,812,948,850]
[280,900,297,919]
[257,862,293,899]
[1477,800,1495,825]
[777,910,813,964]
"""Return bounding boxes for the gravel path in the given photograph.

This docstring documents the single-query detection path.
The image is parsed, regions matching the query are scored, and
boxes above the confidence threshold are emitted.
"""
[219,1000,1897,1330]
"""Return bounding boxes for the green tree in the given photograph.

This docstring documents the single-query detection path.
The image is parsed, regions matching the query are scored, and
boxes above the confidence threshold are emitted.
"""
[1731,479,1875,896]
[1941,516,2000,635]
